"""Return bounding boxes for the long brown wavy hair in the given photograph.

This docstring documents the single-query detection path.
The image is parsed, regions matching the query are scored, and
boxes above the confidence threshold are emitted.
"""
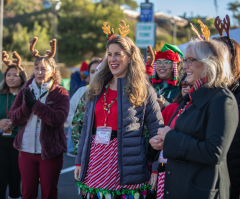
[88,36,150,106]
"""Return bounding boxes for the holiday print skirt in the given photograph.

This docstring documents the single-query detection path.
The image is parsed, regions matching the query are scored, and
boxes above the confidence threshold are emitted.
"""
[76,135,152,198]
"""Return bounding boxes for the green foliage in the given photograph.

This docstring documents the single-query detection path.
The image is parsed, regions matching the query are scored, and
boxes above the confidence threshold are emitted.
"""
[3,0,137,65]
[4,0,43,17]
[3,22,50,61]
[57,0,136,64]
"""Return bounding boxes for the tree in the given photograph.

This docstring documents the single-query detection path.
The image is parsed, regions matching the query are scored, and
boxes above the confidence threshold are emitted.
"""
[57,0,136,64]
[228,1,240,25]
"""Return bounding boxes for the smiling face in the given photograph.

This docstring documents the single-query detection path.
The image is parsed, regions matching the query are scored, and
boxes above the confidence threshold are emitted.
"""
[183,48,205,85]
[155,59,173,80]
[6,67,22,89]
[34,59,54,85]
[107,43,130,78]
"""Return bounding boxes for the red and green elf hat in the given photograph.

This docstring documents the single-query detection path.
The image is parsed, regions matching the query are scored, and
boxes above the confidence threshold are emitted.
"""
[152,44,184,85]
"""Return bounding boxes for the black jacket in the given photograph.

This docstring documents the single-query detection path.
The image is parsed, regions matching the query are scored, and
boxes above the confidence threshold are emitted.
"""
[163,86,238,199]
[228,80,240,198]
[75,73,164,185]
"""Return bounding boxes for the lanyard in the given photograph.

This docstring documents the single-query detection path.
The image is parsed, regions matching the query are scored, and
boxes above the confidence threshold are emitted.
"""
[103,79,117,127]
[38,81,54,103]
[6,91,17,119]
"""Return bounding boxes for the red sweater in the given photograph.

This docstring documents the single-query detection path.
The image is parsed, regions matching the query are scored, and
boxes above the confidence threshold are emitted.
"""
[94,88,118,131]
[161,103,179,126]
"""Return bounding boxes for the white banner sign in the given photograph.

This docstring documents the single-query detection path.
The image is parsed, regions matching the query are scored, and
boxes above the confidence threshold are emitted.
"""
[135,22,156,49]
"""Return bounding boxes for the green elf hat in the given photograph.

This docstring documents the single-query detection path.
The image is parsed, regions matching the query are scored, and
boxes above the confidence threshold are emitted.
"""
[152,44,184,85]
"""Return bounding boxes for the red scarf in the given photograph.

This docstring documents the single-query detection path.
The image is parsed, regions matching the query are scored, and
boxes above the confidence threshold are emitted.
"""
[152,78,177,86]
[170,78,208,129]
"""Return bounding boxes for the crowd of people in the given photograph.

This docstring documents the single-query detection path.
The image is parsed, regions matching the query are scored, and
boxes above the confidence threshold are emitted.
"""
[0,15,239,199]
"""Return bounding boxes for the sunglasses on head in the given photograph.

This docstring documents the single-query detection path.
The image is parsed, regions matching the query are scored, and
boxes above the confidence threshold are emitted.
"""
[181,81,193,88]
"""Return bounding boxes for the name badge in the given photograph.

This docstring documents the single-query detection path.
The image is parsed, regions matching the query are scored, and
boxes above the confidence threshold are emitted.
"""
[3,129,12,136]
[36,121,41,137]
[158,150,167,164]
[95,127,112,145]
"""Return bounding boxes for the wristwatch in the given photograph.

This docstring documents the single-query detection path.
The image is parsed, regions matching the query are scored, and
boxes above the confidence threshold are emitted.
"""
[0,129,3,134]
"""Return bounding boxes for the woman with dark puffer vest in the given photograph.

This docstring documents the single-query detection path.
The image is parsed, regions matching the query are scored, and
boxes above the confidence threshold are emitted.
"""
[9,37,69,199]
[74,21,164,199]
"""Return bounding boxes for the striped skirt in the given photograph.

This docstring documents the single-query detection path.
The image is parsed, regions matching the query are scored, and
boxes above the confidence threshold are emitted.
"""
[157,172,165,199]
[82,135,147,191]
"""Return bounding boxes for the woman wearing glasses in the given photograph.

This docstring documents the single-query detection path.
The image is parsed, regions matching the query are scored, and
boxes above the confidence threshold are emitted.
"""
[151,44,183,110]
[150,38,238,199]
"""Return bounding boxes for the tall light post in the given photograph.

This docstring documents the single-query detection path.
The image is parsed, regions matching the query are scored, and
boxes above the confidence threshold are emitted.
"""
[42,0,61,62]
[0,0,4,71]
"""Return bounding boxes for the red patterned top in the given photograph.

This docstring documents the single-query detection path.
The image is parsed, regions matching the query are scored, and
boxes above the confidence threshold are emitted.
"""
[94,88,118,131]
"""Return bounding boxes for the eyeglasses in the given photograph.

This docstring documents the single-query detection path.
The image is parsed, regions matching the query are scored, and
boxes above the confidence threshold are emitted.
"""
[181,81,193,88]
[155,60,172,67]
[182,57,198,67]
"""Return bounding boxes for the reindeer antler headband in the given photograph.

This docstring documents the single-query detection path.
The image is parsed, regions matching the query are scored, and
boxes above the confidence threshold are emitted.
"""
[214,15,235,58]
[29,37,57,59]
[102,20,130,40]
[190,21,218,57]
[2,51,24,71]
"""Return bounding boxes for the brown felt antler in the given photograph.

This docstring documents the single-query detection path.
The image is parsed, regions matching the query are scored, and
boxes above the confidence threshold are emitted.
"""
[45,39,57,59]
[2,51,12,67]
[12,51,24,70]
[215,15,230,38]
[214,16,224,37]
[29,37,41,58]
[223,15,230,38]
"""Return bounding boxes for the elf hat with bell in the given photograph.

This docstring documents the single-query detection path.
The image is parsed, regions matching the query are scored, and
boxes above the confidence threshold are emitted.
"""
[152,44,184,85]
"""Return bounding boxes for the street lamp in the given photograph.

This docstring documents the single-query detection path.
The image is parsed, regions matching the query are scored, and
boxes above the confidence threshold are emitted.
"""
[0,0,4,72]
[42,0,61,62]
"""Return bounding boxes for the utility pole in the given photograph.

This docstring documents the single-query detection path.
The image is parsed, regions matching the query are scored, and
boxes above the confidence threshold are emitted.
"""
[0,0,4,71]
[173,19,176,45]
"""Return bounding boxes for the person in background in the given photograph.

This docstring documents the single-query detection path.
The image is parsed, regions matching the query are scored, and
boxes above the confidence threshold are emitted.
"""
[74,21,163,198]
[151,44,183,110]
[9,37,69,199]
[67,61,89,155]
[150,22,238,199]
[0,51,27,199]
[214,15,240,199]
[67,58,102,156]
[150,73,191,199]
[69,61,89,98]
[145,46,154,77]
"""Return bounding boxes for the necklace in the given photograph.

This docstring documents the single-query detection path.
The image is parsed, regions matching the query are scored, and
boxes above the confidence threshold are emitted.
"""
[102,79,117,127]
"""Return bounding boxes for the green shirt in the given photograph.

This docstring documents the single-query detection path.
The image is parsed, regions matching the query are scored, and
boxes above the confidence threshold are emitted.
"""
[0,92,21,137]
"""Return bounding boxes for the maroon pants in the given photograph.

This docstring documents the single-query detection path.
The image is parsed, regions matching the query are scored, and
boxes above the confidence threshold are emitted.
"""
[18,151,63,199]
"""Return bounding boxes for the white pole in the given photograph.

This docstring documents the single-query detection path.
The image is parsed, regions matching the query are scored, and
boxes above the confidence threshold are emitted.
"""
[0,0,4,70]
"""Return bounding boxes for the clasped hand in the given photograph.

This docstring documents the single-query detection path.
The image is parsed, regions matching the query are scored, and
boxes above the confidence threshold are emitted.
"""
[24,88,37,110]
[149,126,171,150]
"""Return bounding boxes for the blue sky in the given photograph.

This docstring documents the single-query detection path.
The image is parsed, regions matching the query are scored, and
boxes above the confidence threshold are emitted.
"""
[134,0,233,23]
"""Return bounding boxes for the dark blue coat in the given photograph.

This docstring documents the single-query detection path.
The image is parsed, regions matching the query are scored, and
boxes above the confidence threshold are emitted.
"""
[75,73,164,185]
[69,71,86,98]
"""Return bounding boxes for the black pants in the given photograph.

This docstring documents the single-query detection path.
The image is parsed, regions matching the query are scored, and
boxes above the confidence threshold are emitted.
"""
[0,136,21,199]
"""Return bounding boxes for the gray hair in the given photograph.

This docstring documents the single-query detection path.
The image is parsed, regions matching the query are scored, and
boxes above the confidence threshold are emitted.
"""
[185,39,234,87]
